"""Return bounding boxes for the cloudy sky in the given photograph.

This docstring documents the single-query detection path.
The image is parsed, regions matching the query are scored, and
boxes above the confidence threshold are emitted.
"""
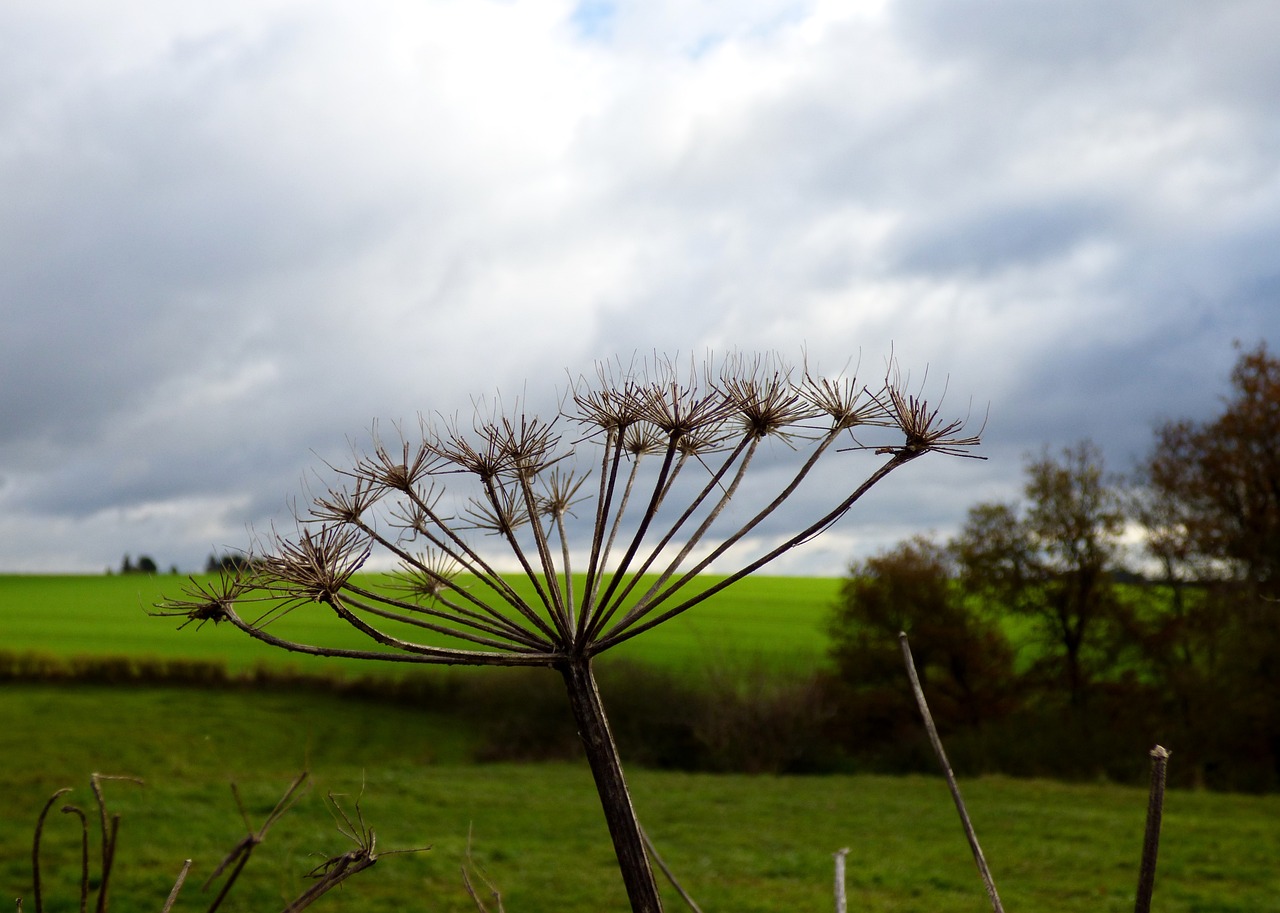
[2,0,1278,575]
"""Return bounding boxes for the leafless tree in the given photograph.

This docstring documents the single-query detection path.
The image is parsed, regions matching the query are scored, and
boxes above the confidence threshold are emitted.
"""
[158,351,981,913]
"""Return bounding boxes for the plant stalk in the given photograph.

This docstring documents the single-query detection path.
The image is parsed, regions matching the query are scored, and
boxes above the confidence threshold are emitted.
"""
[1134,745,1169,913]
[900,632,1004,913]
[559,657,663,913]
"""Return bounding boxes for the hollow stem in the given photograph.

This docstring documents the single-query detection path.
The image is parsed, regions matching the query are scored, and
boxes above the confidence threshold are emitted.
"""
[558,657,663,913]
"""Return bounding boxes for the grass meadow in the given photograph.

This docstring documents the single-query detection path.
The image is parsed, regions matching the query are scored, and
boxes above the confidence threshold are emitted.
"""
[0,573,841,676]
[3,574,1279,911]
[5,685,1279,913]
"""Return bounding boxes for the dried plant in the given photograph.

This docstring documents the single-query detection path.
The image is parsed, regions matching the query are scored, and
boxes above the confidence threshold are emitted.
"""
[157,351,981,913]
[22,773,423,913]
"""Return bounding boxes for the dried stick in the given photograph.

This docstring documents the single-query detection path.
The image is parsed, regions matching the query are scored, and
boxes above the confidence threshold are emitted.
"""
[89,774,142,913]
[161,861,193,913]
[1134,745,1170,913]
[833,847,850,913]
[57,805,89,913]
[204,774,309,912]
[461,863,505,913]
[32,788,72,913]
[96,816,120,913]
[638,825,703,913]
[462,826,505,913]
[283,853,379,912]
[899,632,1005,913]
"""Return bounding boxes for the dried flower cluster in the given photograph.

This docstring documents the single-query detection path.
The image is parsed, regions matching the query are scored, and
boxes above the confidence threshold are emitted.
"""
[159,352,979,665]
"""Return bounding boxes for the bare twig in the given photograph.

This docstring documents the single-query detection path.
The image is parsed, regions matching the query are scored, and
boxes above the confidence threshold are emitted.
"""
[89,774,143,913]
[161,861,193,913]
[1134,745,1170,913]
[285,851,378,912]
[204,773,309,913]
[30,778,139,913]
[462,826,505,913]
[833,847,850,913]
[97,817,120,913]
[26,773,424,913]
[57,805,89,913]
[461,861,505,913]
[32,788,72,913]
[899,632,1005,913]
[282,789,430,913]
[639,825,703,913]
[462,867,497,913]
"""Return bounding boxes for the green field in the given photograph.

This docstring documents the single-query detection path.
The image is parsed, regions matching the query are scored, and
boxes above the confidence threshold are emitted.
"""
[0,573,841,676]
[4,685,1278,913]
[4,574,1278,911]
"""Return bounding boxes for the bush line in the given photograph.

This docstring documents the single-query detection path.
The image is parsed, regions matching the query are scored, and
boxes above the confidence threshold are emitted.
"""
[5,649,1274,790]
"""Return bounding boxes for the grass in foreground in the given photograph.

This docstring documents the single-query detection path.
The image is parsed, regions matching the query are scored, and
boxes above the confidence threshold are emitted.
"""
[3,684,1277,912]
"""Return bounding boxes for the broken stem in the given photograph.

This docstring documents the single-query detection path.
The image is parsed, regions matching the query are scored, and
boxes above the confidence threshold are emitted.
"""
[899,632,1004,913]
[833,847,849,913]
[1134,745,1169,913]
[161,861,192,913]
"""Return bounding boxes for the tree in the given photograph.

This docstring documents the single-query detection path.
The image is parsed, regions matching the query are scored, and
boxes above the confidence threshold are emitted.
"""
[1145,340,1280,596]
[119,554,158,574]
[1137,341,1280,786]
[829,536,1013,736]
[158,352,980,913]
[953,440,1126,707]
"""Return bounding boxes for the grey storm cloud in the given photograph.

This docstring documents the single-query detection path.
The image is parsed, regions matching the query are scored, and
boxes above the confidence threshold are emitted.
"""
[889,197,1116,276]
[2,0,1279,573]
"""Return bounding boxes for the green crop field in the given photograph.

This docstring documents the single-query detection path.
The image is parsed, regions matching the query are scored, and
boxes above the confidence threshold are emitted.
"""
[0,573,841,677]
[3,685,1277,913]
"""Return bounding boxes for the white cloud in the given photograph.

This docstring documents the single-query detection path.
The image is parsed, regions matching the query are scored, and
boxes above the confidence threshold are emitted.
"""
[2,0,1279,573]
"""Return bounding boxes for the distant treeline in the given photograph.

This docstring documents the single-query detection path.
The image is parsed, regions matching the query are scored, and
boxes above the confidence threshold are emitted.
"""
[108,552,259,576]
[112,554,165,575]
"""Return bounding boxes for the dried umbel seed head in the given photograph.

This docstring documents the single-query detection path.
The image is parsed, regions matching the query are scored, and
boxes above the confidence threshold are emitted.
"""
[799,372,890,431]
[488,414,566,480]
[390,552,463,603]
[634,378,734,445]
[311,478,380,525]
[154,572,255,629]
[717,353,819,442]
[258,525,370,604]
[538,467,590,520]
[462,486,531,537]
[877,386,985,460]
[568,361,647,438]
[341,421,443,495]
[622,426,668,457]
